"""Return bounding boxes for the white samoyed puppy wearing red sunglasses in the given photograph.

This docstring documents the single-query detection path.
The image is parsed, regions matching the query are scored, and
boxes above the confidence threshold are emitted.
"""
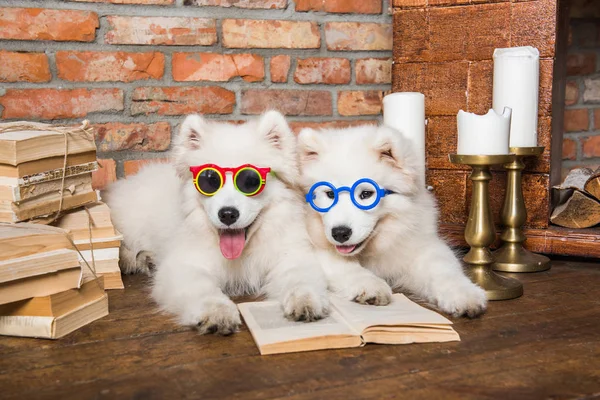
[297,125,487,318]
[105,111,329,334]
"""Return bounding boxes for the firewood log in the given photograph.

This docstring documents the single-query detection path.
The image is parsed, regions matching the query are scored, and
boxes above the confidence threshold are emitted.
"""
[550,190,600,228]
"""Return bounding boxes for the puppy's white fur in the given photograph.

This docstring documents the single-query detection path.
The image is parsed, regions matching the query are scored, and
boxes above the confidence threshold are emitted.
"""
[297,125,487,318]
[105,112,329,334]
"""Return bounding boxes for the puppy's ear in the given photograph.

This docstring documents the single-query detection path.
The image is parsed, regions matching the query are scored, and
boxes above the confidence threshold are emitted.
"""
[256,110,299,187]
[257,110,293,151]
[297,128,323,163]
[374,126,421,195]
[177,114,206,150]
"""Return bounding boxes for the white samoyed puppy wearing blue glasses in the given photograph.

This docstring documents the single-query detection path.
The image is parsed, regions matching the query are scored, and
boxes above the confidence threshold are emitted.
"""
[297,125,487,318]
[105,111,329,335]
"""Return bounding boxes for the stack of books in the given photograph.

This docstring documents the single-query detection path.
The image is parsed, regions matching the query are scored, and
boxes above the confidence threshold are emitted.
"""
[0,223,108,339]
[55,202,124,290]
[0,122,98,223]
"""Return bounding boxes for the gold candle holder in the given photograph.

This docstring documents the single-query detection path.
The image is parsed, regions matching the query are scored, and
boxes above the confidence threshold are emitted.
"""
[449,154,523,301]
[492,146,551,273]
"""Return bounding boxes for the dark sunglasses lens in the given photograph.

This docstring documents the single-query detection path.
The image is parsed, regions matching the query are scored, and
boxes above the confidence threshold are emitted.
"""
[197,169,222,194]
[236,168,262,194]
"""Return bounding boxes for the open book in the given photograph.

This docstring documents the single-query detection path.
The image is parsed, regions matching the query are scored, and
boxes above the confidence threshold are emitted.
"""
[238,294,459,355]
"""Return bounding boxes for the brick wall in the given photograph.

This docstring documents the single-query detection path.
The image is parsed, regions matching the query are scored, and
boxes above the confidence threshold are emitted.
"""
[562,17,600,177]
[0,1,392,189]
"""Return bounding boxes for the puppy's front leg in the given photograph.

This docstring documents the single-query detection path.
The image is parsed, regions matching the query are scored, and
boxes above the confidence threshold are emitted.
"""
[319,249,392,306]
[152,247,241,335]
[265,246,330,322]
[399,240,487,318]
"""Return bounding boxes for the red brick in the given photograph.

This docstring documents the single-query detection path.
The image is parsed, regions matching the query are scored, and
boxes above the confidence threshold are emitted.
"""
[296,0,381,13]
[289,120,378,134]
[294,58,351,85]
[325,22,392,51]
[92,159,117,191]
[337,91,384,116]
[393,5,510,63]
[74,0,173,3]
[392,0,426,8]
[429,0,469,6]
[0,51,51,83]
[566,52,597,76]
[124,158,169,177]
[131,87,235,116]
[106,16,217,45]
[184,0,286,7]
[172,53,264,82]
[0,89,123,120]
[565,81,579,106]
[223,20,320,49]
[270,55,291,83]
[56,51,164,82]
[393,61,468,116]
[564,109,590,132]
[595,109,600,130]
[467,60,493,115]
[95,122,171,152]
[538,59,554,116]
[0,8,98,42]
[584,77,600,103]
[511,0,557,58]
[356,58,392,84]
[562,138,577,161]
[582,136,600,159]
[241,90,332,116]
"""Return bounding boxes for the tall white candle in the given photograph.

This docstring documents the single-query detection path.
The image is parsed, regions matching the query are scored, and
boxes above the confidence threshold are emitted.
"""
[382,92,426,181]
[457,108,512,155]
[493,46,540,148]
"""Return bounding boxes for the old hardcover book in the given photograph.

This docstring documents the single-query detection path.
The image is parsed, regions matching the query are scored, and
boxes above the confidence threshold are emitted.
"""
[0,188,98,223]
[0,223,72,262]
[238,294,459,355]
[0,277,108,339]
[0,267,82,305]
[0,173,94,203]
[79,247,123,290]
[0,152,95,179]
[56,202,117,241]
[0,128,96,166]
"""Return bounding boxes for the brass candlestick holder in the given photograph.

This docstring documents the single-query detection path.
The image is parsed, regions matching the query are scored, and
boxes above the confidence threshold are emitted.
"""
[492,146,550,273]
[449,154,523,301]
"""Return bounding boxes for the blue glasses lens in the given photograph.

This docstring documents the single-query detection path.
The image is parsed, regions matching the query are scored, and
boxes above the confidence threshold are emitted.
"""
[310,184,336,210]
[353,181,379,209]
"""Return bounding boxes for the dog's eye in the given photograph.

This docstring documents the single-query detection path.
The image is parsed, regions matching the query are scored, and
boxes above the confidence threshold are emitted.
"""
[326,191,335,199]
[360,190,374,200]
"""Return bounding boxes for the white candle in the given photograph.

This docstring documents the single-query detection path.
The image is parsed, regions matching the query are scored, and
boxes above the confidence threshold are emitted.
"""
[492,46,540,148]
[382,92,426,181]
[457,108,512,155]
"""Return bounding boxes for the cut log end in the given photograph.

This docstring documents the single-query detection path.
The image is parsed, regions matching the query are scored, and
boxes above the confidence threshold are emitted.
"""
[551,190,600,229]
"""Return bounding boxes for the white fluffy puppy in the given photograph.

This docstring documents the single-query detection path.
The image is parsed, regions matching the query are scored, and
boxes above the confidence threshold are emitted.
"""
[297,125,487,318]
[105,111,329,334]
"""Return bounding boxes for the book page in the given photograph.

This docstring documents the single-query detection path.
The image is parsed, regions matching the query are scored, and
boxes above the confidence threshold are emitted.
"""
[331,293,453,333]
[238,300,361,354]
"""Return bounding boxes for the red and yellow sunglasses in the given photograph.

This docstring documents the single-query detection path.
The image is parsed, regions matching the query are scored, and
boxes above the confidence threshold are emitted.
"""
[189,164,271,197]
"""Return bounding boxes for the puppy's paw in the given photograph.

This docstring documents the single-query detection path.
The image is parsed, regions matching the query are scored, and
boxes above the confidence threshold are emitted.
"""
[283,287,329,322]
[136,251,156,275]
[436,283,487,318]
[182,298,241,335]
[350,276,393,306]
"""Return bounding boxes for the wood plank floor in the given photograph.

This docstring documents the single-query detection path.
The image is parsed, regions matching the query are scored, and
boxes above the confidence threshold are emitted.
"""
[1,260,600,400]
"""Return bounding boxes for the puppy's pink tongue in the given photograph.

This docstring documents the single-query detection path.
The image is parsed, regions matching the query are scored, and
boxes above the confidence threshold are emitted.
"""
[219,230,246,260]
[336,245,356,254]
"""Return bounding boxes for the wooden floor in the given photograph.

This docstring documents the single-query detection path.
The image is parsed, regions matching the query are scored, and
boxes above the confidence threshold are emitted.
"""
[1,260,600,400]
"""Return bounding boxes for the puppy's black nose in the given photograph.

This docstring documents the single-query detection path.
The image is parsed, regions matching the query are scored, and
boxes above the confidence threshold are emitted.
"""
[218,207,239,226]
[332,226,352,243]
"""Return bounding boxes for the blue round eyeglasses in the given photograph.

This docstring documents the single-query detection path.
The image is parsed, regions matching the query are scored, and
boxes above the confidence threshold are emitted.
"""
[305,178,393,213]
